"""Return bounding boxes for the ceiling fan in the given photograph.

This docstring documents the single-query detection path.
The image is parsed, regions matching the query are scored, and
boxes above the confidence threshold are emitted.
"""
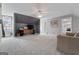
[31,4,48,18]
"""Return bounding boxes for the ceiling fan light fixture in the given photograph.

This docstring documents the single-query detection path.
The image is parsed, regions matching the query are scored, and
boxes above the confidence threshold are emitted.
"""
[37,15,42,18]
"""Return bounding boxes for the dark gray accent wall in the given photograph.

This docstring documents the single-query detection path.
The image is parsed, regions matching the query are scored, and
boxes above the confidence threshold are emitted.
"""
[14,13,39,24]
[14,13,40,36]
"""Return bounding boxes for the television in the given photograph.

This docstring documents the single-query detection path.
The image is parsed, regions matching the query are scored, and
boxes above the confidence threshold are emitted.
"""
[27,24,34,29]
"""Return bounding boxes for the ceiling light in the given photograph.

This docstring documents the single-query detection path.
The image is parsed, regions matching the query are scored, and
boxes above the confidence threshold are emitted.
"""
[37,15,42,18]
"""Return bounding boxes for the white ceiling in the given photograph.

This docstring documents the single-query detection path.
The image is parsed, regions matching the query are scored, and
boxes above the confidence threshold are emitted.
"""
[2,3,79,18]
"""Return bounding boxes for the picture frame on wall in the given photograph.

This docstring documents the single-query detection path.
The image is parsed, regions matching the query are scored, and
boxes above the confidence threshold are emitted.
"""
[51,19,59,27]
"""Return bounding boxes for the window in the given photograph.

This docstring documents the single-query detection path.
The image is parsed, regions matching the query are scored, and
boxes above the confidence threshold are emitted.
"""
[2,15,12,37]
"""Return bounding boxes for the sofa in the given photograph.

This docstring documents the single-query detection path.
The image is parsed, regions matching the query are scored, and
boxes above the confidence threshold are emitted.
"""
[57,32,79,54]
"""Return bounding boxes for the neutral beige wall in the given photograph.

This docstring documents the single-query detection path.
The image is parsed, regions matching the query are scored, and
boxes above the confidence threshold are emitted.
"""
[40,17,60,36]
[72,15,79,32]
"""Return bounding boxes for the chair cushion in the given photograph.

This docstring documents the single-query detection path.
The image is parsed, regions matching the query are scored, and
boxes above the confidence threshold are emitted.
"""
[75,33,79,37]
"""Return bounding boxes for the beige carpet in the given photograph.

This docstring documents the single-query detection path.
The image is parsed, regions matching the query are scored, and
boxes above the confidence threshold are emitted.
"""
[0,35,62,55]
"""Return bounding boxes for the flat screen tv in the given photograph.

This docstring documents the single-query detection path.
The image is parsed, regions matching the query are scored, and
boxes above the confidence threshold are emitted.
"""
[27,24,34,29]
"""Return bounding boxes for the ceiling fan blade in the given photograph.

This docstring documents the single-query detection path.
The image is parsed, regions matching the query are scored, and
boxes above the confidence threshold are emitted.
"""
[40,12,48,14]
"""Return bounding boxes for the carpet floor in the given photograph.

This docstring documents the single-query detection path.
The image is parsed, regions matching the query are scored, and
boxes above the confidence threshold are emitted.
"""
[0,35,62,55]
